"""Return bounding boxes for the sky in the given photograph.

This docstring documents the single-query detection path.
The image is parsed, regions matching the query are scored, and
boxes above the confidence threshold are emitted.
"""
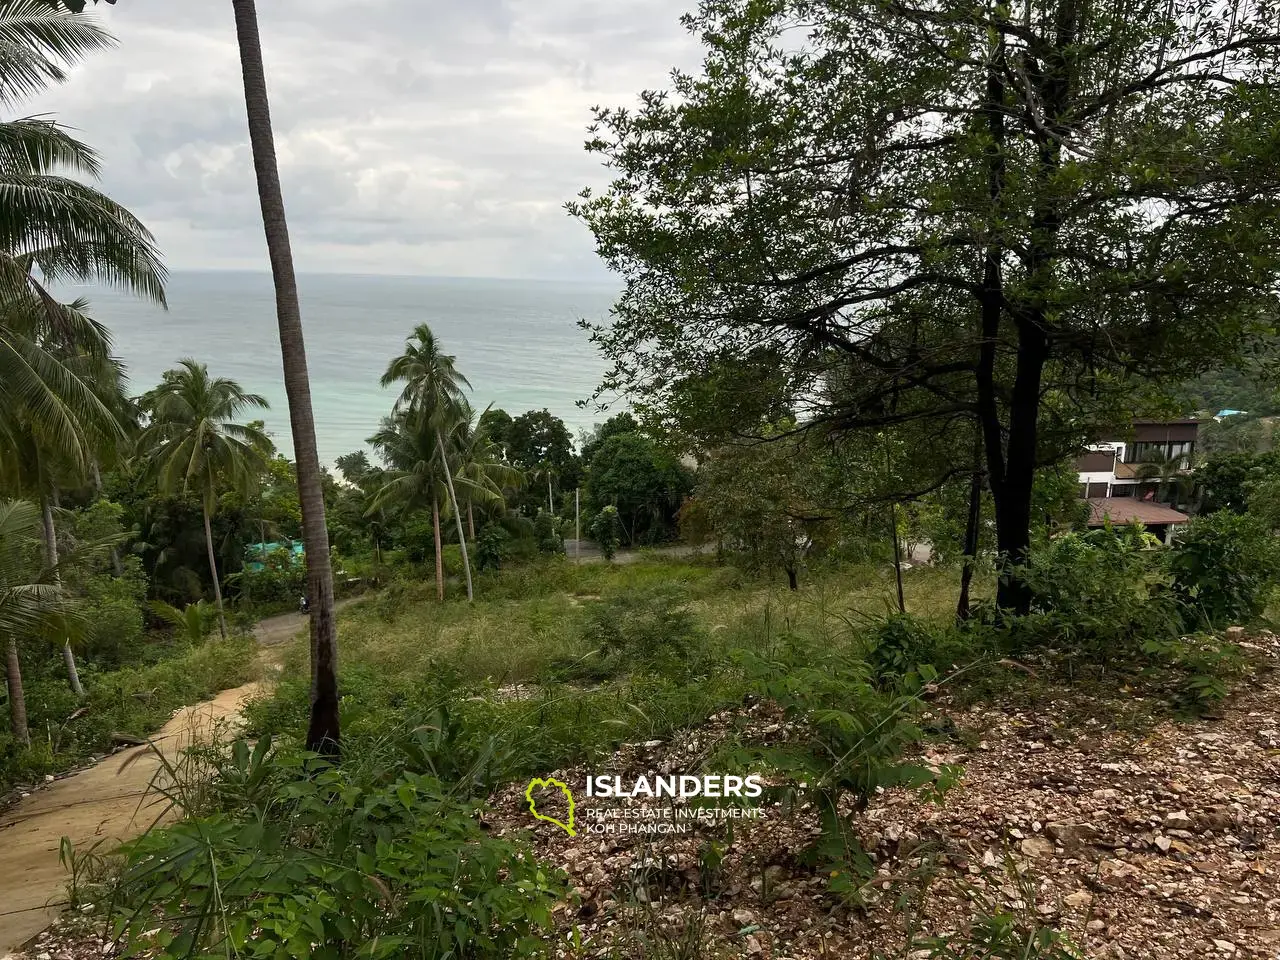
[35,0,702,281]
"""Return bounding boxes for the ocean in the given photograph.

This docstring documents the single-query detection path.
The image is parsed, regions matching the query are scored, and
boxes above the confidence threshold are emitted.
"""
[67,271,620,466]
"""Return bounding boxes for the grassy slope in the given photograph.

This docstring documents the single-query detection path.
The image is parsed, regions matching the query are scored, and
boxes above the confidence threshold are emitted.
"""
[244,557,983,777]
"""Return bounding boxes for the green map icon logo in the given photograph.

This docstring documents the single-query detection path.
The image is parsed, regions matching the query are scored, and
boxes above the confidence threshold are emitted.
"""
[525,777,576,836]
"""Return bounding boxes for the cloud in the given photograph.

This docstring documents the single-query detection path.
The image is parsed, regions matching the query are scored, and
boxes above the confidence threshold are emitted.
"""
[34,0,701,279]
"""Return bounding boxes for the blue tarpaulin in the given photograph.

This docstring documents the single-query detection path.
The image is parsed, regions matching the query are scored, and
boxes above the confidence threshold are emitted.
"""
[244,540,304,572]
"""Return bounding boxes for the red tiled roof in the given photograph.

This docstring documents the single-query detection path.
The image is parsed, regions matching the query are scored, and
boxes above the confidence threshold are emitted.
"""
[1086,498,1190,527]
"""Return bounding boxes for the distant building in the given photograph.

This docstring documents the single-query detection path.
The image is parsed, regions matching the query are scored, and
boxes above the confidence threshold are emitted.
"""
[1073,419,1200,541]
[1074,419,1201,499]
[1085,498,1188,544]
[1214,409,1248,421]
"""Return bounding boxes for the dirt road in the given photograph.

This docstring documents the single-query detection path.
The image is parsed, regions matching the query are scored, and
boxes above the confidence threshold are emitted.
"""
[0,606,332,956]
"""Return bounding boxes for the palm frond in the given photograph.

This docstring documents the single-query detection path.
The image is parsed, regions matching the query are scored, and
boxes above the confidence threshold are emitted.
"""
[0,0,114,106]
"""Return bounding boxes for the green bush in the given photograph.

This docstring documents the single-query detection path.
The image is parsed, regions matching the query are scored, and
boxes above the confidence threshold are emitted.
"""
[111,739,563,960]
[475,522,510,571]
[1009,525,1181,656]
[81,559,148,667]
[908,912,1082,959]
[552,584,704,681]
[533,509,564,555]
[237,549,306,604]
[866,614,974,689]
[727,636,958,902]
[1170,511,1280,628]
[589,505,622,560]
[1140,632,1247,714]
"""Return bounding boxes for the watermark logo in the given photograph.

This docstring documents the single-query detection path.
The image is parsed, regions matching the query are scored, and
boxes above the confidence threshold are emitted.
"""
[525,777,576,836]
[525,773,767,837]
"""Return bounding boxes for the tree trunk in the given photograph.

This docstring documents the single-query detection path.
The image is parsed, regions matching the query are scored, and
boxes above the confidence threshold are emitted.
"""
[956,451,984,624]
[785,566,798,591]
[42,495,83,697]
[233,0,339,757]
[547,472,554,514]
[202,504,229,640]
[467,502,475,540]
[992,327,1047,615]
[5,638,28,747]
[438,429,474,602]
[433,498,444,602]
[889,503,906,615]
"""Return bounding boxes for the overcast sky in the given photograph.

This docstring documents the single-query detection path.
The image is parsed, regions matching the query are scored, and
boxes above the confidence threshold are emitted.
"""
[36,0,700,280]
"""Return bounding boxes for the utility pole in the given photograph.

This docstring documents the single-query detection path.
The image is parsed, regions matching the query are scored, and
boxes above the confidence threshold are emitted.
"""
[575,488,581,563]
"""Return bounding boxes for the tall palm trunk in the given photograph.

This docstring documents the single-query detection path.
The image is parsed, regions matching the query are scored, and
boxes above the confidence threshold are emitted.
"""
[233,0,339,756]
[438,429,473,602]
[5,638,28,746]
[41,495,83,696]
[467,502,475,540]
[432,498,444,602]
[201,503,229,640]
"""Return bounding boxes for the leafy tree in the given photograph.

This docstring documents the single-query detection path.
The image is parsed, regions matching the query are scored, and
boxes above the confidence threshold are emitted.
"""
[474,521,509,571]
[1197,451,1280,513]
[697,436,834,590]
[382,325,476,602]
[477,407,514,460]
[507,409,576,512]
[137,360,269,639]
[1171,512,1280,628]
[584,431,692,546]
[572,0,1280,612]
[0,499,82,745]
[533,508,564,556]
[579,412,639,465]
[1246,471,1280,532]
[588,505,622,561]
[335,451,374,486]
[62,499,145,666]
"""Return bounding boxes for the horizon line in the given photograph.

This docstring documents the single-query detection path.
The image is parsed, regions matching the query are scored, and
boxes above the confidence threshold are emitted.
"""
[75,267,622,287]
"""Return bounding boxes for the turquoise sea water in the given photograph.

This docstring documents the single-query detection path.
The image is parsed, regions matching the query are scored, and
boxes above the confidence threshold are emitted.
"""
[68,271,619,466]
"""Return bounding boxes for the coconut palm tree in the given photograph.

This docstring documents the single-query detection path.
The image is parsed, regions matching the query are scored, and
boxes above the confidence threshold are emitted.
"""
[367,412,451,602]
[229,0,340,756]
[0,3,164,462]
[1,326,131,695]
[1135,451,1196,510]
[137,360,269,640]
[47,0,340,758]
[451,402,524,538]
[0,498,81,746]
[381,325,475,602]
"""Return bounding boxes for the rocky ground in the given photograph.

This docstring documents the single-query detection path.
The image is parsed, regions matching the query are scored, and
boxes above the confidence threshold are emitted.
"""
[10,634,1280,960]
[485,634,1280,959]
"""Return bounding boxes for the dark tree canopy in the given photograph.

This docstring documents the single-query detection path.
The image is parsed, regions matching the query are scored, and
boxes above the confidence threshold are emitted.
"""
[585,431,692,546]
[572,0,1280,610]
[506,409,575,473]
[477,407,514,458]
